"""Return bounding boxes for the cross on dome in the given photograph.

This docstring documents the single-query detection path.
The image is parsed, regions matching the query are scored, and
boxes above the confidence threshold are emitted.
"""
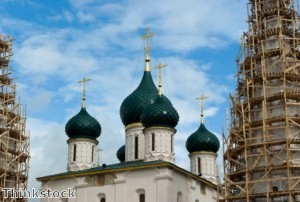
[141,28,154,72]
[154,63,167,96]
[78,77,91,108]
[196,95,209,124]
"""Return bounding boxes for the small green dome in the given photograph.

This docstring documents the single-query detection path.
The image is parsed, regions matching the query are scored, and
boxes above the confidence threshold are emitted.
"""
[116,145,125,163]
[120,71,158,126]
[141,96,179,128]
[186,123,220,153]
[65,108,101,140]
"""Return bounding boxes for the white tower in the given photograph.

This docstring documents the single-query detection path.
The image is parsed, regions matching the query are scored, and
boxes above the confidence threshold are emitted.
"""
[141,63,179,163]
[186,96,220,184]
[65,77,101,171]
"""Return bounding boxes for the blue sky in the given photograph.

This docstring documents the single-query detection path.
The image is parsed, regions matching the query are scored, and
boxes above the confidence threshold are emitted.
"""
[1,0,247,201]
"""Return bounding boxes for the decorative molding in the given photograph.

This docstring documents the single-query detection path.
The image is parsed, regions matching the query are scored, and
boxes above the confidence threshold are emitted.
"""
[74,183,88,189]
[114,178,127,184]
[125,122,143,131]
[67,138,98,144]
[154,174,174,181]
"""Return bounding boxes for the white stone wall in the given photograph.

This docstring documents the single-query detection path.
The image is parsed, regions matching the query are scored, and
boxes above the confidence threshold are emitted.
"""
[125,124,145,162]
[143,127,175,163]
[67,139,98,171]
[189,152,218,184]
[40,166,217,202]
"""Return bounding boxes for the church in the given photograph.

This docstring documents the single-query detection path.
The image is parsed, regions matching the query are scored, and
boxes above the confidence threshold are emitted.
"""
[37,29,221,202]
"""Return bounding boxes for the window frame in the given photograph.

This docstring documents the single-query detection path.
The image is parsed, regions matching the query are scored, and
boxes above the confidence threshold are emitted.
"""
[134,136,139,159]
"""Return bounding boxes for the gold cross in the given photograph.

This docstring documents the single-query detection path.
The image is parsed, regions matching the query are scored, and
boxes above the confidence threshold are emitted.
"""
[78,77,91,108]
[141,27,154,50]
[196,95,209,124]
[141,28,154,71]
[154,63,168,96]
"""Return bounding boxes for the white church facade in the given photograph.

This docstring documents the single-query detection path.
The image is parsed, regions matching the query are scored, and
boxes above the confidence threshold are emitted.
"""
[37,29,221,202]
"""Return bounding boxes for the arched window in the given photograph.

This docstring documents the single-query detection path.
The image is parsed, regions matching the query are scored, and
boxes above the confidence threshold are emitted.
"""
[98,193,105,202]
[137,189,145,202]
[135,136,139,159]
[152,133,155,151]
[197,157,201,174]
[73,145,76,161]
[177,192,183,202]
[92,145,94,162]
[171,135,173,153]
[139,193,145,202]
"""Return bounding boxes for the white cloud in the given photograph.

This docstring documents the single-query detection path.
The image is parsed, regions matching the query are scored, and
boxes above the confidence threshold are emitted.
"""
[66,0,247,51]
[49,11,74,23]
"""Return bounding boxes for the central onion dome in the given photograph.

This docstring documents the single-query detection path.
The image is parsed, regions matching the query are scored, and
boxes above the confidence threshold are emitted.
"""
[120,71,158,126]
[141,95,179,128]
[65,107,101,140]
[186,123,220,153]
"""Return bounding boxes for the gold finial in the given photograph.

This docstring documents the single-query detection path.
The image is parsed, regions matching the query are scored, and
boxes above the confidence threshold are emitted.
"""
[154,63,168,96]
[78,77,91,108]
[141,27,154,72]
[196,95,209,124]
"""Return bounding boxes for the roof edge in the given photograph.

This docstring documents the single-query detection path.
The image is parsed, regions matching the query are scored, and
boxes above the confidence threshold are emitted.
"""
[36,161,217,189]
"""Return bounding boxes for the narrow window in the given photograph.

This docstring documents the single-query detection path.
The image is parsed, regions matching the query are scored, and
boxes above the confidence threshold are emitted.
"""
[92,146,94,162]
[171,135,173,153]
[152,133,155,151]
[198,157,201,174]
[177,192,182,202]
[100,198,105,202]
[135,136,139,159]
[139,194,145,202]
[73,145,76,162]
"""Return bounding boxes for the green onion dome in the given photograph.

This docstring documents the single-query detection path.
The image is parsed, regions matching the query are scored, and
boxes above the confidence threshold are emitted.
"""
[141,95,179,128]
[65,107,101,140]
[186,123,220,153]
[120,71,158,126]
[116,145,125,163]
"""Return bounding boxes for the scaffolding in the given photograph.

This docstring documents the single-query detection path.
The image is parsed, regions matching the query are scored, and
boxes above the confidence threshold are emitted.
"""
[224,0,300,201]
[0,34,29,202]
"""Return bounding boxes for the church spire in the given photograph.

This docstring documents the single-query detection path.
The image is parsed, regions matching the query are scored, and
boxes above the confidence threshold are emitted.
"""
[78,77,91,108]
[154,63,167,96]
[141,28,154,72]
[196,95,209,124]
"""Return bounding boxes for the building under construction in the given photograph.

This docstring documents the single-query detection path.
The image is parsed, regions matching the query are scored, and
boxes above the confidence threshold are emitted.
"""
[224,0,300,201]
[0,34,29,201]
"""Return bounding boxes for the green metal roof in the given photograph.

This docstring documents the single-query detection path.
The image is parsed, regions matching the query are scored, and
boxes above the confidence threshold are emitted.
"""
[141,95,179,128]
[36,160,217,189]
[186,123,220,153]
[116,145,125,163]
[65,107,101,140]
[120,71,158,126]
